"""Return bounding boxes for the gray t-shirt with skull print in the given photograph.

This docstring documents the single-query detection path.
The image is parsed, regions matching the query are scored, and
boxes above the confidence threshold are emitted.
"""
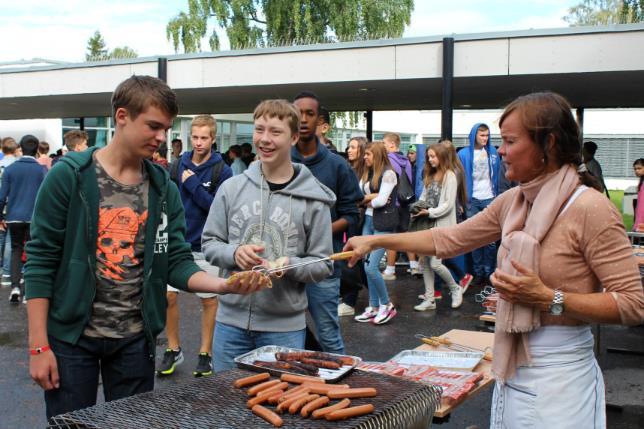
[83,157,149,338]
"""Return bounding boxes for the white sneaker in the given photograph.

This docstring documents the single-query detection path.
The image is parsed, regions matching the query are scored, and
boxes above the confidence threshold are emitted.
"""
[354,307,377,323]
[414,299,436,311]
[9,287,20,303]
[373,303,397,324]
[382,272,396,281]
[450,285,463,308]
[410,267,421,277]
[337,303,355,316]
[1,275,10,287]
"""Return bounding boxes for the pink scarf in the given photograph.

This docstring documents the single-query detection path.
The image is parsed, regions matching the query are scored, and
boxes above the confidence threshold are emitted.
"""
[493,165,580,382]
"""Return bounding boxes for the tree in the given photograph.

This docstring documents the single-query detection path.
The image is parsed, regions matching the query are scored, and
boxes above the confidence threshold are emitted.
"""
[86,30,108,60]
[109,46,139,59]
[166,0,414,53]
[564,0,644,26]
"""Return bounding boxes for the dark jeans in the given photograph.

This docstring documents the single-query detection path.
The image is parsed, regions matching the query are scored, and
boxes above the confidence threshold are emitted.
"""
[45,333,154,420]
[466,197,497,277]
[8,222,29,293]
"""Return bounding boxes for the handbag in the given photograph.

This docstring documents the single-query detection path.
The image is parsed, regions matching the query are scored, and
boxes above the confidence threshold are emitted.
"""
[396,169,415,206]
[373,195,398,232]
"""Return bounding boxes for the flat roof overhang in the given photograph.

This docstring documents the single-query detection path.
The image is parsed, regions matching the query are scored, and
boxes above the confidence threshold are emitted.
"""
[2,24,644,119]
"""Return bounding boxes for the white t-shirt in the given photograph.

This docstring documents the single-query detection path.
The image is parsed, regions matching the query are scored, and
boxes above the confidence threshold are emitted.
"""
[472,148,494,200]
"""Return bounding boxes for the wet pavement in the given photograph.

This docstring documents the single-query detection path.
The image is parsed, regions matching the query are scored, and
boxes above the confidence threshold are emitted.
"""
[1,268,642,428]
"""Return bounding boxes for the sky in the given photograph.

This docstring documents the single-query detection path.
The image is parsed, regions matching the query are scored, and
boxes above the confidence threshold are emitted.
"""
[0,0,578,63]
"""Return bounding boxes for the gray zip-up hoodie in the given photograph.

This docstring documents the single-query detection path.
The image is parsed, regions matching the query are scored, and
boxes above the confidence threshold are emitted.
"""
[202,161,335,332]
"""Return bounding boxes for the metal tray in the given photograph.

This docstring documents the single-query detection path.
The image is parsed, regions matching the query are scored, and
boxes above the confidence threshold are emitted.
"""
[388,350,484,371]
[234,345,361,382]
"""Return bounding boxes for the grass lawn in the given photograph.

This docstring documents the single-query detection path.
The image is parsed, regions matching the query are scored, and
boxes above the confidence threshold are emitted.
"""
[608,189,634,231]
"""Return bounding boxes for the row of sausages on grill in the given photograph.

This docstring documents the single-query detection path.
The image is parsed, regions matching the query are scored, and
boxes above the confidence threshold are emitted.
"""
[234,372,376,427]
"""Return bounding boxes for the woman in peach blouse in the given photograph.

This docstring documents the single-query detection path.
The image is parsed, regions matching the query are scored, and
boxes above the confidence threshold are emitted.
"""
[345,92,644,428]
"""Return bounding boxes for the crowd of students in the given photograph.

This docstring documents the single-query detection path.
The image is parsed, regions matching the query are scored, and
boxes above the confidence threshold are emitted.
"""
[0,74,639,428]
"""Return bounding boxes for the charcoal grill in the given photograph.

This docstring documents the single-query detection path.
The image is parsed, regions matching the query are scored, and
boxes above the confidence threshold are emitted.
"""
[47,368,441,429]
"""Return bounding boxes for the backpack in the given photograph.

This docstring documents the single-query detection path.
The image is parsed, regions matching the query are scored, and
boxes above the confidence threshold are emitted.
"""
[170,158,225,194]
[396,168,415,206]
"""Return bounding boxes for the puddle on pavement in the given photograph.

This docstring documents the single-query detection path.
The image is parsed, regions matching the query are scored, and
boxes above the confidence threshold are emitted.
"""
[0,331,20,346]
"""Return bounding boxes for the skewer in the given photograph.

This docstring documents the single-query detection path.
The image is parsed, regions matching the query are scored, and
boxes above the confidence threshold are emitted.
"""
[414,334,493,361]
[252,251,354,276]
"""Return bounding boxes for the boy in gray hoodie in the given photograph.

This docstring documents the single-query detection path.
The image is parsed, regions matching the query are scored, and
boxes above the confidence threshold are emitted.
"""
[202,100,335,372]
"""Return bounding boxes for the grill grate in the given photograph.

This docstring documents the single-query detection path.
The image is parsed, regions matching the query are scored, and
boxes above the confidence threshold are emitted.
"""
[48,368,441,429]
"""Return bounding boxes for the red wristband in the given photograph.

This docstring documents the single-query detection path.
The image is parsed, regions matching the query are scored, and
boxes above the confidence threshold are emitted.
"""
[29,345,51,355]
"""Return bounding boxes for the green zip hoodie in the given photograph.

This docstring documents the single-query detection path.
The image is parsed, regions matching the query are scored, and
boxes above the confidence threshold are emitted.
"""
[24,147,201,355]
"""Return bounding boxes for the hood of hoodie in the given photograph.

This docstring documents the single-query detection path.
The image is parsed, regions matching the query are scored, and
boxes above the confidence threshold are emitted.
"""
[467,122,497,159]
[388,151,412,181]
[459,122,500,204]
[291,138,329,167]
[180,149,223,175]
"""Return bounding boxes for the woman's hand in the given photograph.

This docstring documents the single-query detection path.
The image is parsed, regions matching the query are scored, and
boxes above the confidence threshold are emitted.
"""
[343,236,376,267]
[490,260,555,311]
[411,209,429,219]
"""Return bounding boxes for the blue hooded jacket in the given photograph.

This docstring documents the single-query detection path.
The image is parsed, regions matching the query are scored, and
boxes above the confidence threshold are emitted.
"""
[291,140,362,277]
[458,123,500,206]
[177,150,232,251]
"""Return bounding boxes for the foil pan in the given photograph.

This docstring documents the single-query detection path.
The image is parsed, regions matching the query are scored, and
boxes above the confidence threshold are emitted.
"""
[388,350,484,371]
[234,345,361,382]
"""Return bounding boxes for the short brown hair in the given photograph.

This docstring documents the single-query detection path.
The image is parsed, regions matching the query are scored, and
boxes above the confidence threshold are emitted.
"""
[383,132,401,148]
[191,115,217,139]
[111,75,178,121]
[38,141,50,155]
[253,100,300,136]
[64,130,89,151]
[1,137,17,155]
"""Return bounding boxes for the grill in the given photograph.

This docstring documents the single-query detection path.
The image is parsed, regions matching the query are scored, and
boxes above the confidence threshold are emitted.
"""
[48,368,441,429]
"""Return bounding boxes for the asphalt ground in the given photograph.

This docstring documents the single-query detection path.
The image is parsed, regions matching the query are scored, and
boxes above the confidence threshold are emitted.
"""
[1,268,642,428]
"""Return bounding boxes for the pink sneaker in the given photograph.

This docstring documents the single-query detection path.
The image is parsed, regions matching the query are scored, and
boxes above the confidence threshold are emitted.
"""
[373,303,397,325]
[460,274,473,295]
[354,307,377,323]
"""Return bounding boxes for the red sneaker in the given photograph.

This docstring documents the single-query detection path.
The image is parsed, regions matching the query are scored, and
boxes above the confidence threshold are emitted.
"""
[460,274,473,294]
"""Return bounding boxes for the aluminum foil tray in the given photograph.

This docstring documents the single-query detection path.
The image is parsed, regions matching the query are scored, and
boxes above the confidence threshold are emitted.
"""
[234,345,361,382]
[388,350,484,371]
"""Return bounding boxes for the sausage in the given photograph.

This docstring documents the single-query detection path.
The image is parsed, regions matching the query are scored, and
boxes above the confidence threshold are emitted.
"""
[302,383,349,395]
[233,372,271,388]
[247,379,281,396]
[246,383,288,408]
[267,390,285,405]
[254,360,309,375]
[280,373,326,384]
[251,404,283,427]
[276,391,309,413]
[311,398,351,419]
[325,404,375,421]
[299,358,342,370]
[327,387,377,399]
[288,394,320,414]
[300,395,330,417]
[275,351,343,365]
[278,360,320,375]
[278,386,311,403]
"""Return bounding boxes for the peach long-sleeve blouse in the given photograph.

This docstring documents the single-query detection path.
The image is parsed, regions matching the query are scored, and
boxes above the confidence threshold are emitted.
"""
[432,186,644,326]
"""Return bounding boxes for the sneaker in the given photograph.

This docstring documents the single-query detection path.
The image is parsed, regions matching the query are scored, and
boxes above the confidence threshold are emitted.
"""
[193,352,213,377]
[450,286,463,309]
[157,348,184,375]
[382,272,396,281]
[418,291,442,301]
[9,287,20,303]
[410,267,421,277]
[354,307,377,323]
[460,274,474,294]
[22,296,27,304]
[373,303,397,325]
[337,303,355,316]
[414,299,437,311]
[1,275,10,287]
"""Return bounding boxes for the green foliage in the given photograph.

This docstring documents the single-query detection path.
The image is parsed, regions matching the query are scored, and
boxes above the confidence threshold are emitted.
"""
[109,46,138,59]
[609,189,634,230]
[564,0,644,25]
[86,30,107,60]
[166,0,414,53]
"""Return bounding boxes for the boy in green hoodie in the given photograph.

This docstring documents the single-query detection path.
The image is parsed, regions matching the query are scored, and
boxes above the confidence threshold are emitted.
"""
[25,75,267,419]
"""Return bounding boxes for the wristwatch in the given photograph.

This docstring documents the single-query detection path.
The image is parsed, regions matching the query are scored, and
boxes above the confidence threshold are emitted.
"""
[548,289,565,316]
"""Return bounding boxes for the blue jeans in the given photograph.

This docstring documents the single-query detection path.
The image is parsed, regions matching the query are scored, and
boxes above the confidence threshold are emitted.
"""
[362,215,390,308]
[466,197,497,277]
[45,333,154,419]
[0,229,9,277]
[305,277,344,354]
[213,322,306,373]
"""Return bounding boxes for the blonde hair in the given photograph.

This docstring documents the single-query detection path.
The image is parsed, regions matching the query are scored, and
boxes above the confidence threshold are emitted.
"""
[191,115,217,139]
[363,141,392,191]
[423,143,451,186]
[348,136,368,180]
[253,99,301,136]
[383,132,401,148]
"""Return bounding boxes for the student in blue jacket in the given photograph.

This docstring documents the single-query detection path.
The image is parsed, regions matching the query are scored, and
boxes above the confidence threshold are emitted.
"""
[458,123,500,287]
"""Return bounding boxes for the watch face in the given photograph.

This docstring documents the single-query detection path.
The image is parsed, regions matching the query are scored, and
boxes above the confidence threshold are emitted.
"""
[550,303,564,316]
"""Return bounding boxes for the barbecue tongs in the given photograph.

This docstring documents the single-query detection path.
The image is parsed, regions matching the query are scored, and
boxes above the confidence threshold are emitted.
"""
[252,251,355,276]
